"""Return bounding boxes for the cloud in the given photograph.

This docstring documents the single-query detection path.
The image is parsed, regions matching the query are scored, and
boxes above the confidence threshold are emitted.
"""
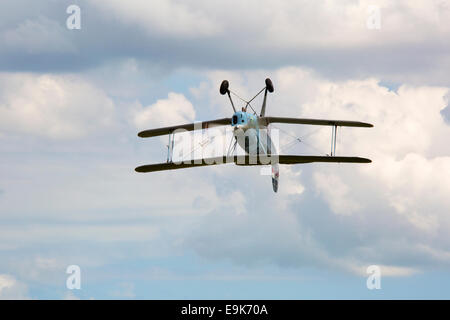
[1,1,450,85]
[441,92,450,124]
[133,92,195,131]
[0,16,76,54]
[109,282,136,299]
[93,0,219,38]
[0,73,116,139]
[0,274,29,299]
[93,0,450,48]
[1,63,450,294]
[183,67,450,275]
[63,291,80,300]
[1,1,449,298]
[313,172,361,215]
[351,265,418,277]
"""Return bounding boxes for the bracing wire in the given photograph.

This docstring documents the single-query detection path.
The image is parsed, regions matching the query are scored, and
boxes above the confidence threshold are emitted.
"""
[230,90,258,114]
[272,124,328,156]
[179,133,215,162]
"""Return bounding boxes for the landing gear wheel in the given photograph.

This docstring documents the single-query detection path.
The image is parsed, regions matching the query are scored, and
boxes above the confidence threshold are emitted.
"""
[265,78,274,93]
[220,80,229,95]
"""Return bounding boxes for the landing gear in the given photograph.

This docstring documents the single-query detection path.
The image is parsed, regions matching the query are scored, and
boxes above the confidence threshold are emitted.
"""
[219,80,229,95]
[219,80,236,112]
[265,78,274,93]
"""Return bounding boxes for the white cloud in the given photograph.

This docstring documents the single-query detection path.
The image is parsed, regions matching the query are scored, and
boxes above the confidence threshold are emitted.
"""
[279,167,305,196]
[350,264,418,277]
[0,274,29,299]
[185,67,450,275]
[63,291,80,300]
[0,73,116,139]
[1,1,450,297]
[313,172,361,215]
[133,92,195,130]
[2,65,450,282]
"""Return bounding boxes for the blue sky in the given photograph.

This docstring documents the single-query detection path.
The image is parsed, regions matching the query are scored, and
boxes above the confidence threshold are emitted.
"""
[0,0,450,299]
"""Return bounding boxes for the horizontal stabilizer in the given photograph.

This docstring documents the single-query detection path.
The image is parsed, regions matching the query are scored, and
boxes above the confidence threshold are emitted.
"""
[259,116,373,128]
[138,118,231,138]
[135,155,371,173]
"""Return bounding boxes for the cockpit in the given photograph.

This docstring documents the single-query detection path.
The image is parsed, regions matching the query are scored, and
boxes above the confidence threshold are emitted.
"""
[231,112,247,126]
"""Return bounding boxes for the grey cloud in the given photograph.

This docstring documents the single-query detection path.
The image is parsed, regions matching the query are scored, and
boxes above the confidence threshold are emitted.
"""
[1,1,450,86]
[441,93,450,124]
[442,107,450,124]
[1,16,76,54]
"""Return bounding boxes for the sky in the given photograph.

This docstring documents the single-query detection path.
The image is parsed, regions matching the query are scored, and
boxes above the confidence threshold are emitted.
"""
[0,0,450,299]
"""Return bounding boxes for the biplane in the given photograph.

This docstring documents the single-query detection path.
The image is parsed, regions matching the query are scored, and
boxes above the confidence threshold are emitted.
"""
[135,78,373,192]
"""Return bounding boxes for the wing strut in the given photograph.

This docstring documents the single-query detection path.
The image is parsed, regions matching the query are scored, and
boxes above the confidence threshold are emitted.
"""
[167,132,175,163]
[331,125,338,156]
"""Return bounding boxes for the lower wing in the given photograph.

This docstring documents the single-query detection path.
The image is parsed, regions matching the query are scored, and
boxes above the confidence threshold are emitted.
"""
[135,155,371,172]
[259,116,373,128]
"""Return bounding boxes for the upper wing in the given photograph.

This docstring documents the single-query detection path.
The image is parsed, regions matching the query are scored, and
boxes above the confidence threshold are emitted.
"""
[277,155,371,164]
[259,116,373,128]
[138,117,231,138]
[135,155,371,172]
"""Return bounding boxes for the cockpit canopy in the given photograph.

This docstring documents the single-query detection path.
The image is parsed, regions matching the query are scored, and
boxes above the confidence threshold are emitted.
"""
[231,112,248,126]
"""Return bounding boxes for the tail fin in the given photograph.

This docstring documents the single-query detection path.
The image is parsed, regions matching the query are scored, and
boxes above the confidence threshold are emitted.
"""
[271,163,279,192]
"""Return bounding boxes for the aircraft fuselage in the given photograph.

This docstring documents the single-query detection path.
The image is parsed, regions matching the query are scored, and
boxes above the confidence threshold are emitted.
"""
[231,111,279,191]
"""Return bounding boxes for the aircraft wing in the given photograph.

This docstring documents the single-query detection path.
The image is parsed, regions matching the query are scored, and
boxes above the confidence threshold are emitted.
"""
[135,155,371,172]
[277,155,371,164]
[259,116,373,128]
[135,156,235,172]
[138,118,231,138]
